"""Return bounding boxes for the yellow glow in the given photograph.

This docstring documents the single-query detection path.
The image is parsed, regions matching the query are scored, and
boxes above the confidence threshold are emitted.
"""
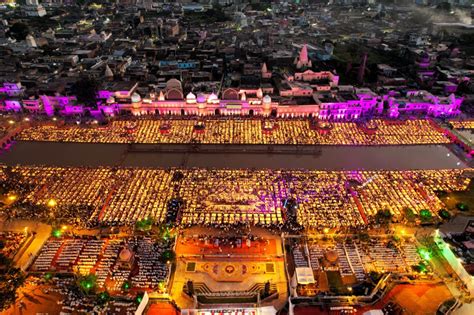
[7,195,17,201]
[47,199,57,207]
[61,225,67,230]
[323,228,330,234]
[8,120,14,124]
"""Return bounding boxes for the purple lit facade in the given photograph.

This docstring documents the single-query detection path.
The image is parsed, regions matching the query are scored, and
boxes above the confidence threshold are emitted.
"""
[0,79,463,119]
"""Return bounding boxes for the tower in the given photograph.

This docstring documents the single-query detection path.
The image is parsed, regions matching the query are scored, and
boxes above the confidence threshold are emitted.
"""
[299,44,308,64]
[294,44,311,69]
[104,65,114,81]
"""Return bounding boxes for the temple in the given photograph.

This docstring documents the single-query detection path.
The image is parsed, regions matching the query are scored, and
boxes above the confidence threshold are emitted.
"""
[0,80,462,119]
[0,43,464,120]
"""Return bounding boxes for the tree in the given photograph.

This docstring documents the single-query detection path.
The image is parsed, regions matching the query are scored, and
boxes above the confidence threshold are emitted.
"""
[159,249,176,264]
[419,209,432,223]
[71,76,99,108]
[412,262,428,273]
[0,254,26,311]
[76,274,97,295]
[456,203,469,212]
[97,291,110,305]
[375,209,392,225]
[438,209,451,220]
[136,217,153,232]
[7,22,30,41]
[357,232,370,242]
[403,207,416,223]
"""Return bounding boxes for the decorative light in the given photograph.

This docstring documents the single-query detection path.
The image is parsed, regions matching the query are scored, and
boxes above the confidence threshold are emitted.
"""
[47,199,57,207]
[418,248,431,261]
[52,229,62,238]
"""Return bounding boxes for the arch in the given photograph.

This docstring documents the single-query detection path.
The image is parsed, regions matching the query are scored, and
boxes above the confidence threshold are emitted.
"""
[166,88,184,100]
[270,109,277,117]
[249,109,254,116]
[215,108,220,116]
[166,78,182,90]
[222,88,239,100]
[181,109,185,116]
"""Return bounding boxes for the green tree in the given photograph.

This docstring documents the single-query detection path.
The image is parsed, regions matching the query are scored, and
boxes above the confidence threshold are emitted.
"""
[97,291,110,304]
[438,209,451,220]
[456,203,469,212]
[76,274,97,295]
[419,209,432,223]
[159,249,176,264]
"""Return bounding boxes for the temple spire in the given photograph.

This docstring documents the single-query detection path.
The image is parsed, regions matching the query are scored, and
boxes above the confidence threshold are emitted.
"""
[299,44,308,64]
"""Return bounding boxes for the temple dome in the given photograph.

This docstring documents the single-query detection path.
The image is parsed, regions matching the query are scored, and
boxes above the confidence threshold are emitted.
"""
[105,65,113,78]
[119,248,133,262]
[325,250,338,263]
[263,95,271,104]
[186,92,196,100]
[131,92,141,103]
[208,92,218,101]
[196,93,206,103]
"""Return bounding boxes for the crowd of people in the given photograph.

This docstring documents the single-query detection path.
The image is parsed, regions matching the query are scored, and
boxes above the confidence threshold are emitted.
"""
[32,235,172,293]
[0,231,26,259]
[17,118,451,145]
[293,237,422,288]
[2,165,470,228]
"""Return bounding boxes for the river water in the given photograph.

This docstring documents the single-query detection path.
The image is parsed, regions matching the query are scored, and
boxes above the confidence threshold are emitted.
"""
[0,141,468,171]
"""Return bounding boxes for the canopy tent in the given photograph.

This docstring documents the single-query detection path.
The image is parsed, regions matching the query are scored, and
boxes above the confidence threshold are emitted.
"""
[295,267,315,285]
